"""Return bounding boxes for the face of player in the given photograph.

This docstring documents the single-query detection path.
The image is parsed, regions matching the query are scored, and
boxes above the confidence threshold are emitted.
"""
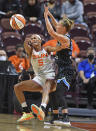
[16,47,24,58]
[30,34,42,51]
[56,21,67,35]
[28,0,36,6]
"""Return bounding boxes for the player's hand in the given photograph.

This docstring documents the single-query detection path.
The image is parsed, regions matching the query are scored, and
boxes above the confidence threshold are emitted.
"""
[83,78,89,84]
[44,5,49,17]
[24,38,32,47]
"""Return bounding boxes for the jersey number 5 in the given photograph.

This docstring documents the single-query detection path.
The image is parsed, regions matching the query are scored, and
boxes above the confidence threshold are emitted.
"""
[38,59,43,66]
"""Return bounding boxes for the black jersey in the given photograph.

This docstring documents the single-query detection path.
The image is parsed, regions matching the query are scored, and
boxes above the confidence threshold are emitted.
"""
[55,34,75,89]
[55,34,72,67]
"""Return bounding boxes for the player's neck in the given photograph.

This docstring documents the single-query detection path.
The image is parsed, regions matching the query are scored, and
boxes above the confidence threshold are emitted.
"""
[34,47,42,52]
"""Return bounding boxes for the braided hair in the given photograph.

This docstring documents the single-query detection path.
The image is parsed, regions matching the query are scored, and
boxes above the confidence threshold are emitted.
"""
[60,17,74,32]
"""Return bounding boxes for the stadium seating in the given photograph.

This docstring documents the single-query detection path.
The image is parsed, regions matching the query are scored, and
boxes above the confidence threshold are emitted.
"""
[73,36,92,50]
[83,0,96,15]
[0,18,15,32]
[21,22,44,39]
[1,32,22,56]
[1,32,22,46]
[86,12,96,29]
[70,24,89,38]
[92,24,96,43]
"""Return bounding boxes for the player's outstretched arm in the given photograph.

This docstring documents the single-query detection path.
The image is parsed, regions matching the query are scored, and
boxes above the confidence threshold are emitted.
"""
[48,10,58,28]
[44,44,67,53]
[44,6,69,48]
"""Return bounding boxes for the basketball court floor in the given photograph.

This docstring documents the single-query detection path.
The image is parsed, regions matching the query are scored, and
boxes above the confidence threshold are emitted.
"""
[0,114,96,131]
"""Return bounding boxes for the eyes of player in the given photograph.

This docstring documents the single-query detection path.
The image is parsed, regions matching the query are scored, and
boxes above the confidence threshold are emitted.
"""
[31,36,40,41]
[31,36,37,40]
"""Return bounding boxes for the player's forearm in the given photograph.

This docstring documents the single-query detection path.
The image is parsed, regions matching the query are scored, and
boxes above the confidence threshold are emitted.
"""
[24,42,32,56]
[45,15,55,36]
[48,11,58,28]
[47,45,61,53]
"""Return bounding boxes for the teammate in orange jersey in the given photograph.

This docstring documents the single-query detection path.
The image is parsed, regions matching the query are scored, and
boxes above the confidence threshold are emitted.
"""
[14,34,65,123]
[9,45,30,73]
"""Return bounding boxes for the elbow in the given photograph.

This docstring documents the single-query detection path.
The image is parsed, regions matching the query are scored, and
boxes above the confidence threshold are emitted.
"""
[48,28,54,35]
[48,30,56,38]
[48,30,52,35]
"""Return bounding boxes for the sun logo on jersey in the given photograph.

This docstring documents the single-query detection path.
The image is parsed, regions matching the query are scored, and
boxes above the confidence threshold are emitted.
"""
[32,53,48,59]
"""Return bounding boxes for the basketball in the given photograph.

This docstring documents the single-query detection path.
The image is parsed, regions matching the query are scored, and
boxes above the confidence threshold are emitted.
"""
[10,14,26,30]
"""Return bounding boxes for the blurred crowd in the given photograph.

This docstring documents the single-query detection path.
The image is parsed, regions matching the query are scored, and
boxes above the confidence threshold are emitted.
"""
[0,0,96,109]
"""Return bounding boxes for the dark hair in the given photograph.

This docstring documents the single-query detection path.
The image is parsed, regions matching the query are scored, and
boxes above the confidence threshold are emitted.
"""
[16,44,23,51]
[87,47,95,52]
[60,17,74,32]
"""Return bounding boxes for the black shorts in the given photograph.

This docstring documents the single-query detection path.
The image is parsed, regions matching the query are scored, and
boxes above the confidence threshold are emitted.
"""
[56,66,75,90]
[46,66,76,111]
[48,81,68,110]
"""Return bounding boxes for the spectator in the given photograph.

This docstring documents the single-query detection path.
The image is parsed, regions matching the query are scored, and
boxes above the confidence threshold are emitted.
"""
[78,47,96,108]
[41,0,62,21]
[43,39,80,58]
[0,50,7,61]
[9,44,30,73]
[0,0,22,18]
[0,49,17,74]
[40,0,62,28]
[23,0,41,22]
[61,0,84,24]
[47,0,62,20]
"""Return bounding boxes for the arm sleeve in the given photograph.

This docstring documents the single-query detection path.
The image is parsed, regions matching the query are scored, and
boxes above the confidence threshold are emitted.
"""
[67,2,84,19]
[78,61,85,72]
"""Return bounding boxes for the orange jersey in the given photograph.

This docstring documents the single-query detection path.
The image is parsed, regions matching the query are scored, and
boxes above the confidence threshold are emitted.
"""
[9,55,30,73]
[43,39,57,55]
[72,39,80,58]
[43,39,80,57]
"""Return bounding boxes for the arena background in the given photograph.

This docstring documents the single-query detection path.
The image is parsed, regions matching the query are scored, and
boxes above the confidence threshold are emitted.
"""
[0,0,96,131]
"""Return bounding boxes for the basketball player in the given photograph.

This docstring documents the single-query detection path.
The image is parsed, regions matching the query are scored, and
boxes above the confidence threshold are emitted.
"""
[31,7,74,125]
[43,6,75,126]
[15,33,69,123]
[14,34,61,123]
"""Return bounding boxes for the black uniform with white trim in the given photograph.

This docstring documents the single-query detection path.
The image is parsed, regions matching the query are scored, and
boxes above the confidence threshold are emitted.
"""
[50,34,75,111]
